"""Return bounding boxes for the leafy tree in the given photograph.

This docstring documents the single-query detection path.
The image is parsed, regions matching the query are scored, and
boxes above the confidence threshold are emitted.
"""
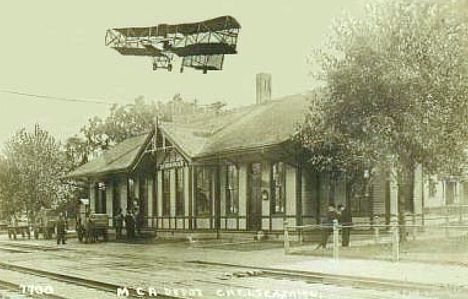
[297,0,468,229]
[2,125,75,222]
[65,97,163,170]
[0,155,20,219]
[65,94,218,170]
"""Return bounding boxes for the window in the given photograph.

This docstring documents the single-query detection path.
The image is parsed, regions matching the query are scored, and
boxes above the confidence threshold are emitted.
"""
[152,176,157,217]
[196,167,213,216]
[271,162,286,214]
[225,164,239,215]
[112,178,121,214]
[445,181,456,205]
[95,182,107,213]
[127,178,135,208]
[429,181,437,198]
[175,168,185,216]
[464,182,468,205]
[162,171,171,216]
[138,177,148,217]
[94,184,99,213]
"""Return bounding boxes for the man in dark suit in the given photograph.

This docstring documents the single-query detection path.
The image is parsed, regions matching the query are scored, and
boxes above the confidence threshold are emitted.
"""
[56,213,67,245]
[316,203,338,249]
[125,209,134,239]
[338,204,352,247]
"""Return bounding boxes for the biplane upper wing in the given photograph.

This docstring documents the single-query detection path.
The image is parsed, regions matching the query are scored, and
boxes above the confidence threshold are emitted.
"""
[112,16,241,38]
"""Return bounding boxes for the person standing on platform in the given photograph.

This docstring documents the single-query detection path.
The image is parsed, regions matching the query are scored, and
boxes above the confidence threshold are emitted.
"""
[338,204,353,247]
[125,209,134,239]
[316,203,338,249]
[133,200,141,237]
[56,213,67,245]
[115,208,124,240]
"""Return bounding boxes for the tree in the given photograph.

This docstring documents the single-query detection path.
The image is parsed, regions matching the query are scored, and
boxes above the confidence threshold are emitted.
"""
[297,0,468,231]
[0,155,19,219]
[65,94,222,170]
[65,97,165,170]
[2,125,74,222]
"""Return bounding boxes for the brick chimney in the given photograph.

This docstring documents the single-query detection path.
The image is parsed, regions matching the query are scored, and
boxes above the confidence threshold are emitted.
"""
[256,73,271,105]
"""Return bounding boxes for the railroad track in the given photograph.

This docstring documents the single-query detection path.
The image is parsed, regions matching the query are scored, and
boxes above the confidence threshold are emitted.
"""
[0,261,186,299]
[0,276,66,299]
[190,260,468,298]
[0,241,63,252]
[1,241,466,298]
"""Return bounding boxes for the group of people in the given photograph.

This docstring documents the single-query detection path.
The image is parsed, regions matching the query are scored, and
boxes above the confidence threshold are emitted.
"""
[316,203,353,249]
[76,214,95,243]
[6,214,30,240]
[114,202,143,240]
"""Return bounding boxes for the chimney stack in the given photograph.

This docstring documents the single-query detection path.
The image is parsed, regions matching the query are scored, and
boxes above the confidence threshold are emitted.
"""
[256,73,271,105]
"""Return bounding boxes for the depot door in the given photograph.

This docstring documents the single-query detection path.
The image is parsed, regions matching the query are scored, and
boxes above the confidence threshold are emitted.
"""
[248,163,262,231]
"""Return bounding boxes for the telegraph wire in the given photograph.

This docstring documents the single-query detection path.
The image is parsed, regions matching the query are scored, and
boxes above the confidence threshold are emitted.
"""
[1,88,158,128]
[0,89,118,106]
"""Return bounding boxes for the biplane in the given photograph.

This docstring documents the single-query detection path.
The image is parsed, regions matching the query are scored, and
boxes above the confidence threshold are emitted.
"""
[105,16,241,74]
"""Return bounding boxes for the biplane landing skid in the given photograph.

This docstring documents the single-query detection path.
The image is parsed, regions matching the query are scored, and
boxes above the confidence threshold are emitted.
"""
[152,55,173,72]
[153,63,173,72]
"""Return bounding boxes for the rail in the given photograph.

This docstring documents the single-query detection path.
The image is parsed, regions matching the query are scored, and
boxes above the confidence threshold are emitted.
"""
[0,261,186,299]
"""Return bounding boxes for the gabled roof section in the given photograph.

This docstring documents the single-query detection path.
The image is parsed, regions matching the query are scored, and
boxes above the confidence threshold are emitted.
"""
[160,93,311,159]
[159,123,210,158]
[67,92,313,179]
[67,133,152,179]
[201,94,310,156]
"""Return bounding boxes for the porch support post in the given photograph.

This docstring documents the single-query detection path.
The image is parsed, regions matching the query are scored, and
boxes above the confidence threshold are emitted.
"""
[106,180,113,226]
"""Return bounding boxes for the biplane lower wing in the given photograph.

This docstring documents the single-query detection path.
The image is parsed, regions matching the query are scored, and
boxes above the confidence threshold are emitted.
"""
[112,46,165,57]
[181,54,225,73]
[171,43,237,57]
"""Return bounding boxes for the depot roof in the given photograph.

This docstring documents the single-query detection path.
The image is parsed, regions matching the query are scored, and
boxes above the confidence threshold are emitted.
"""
[68,93,312,179]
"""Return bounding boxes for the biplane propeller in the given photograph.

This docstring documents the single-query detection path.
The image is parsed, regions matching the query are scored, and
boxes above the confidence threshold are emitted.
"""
[105,16,241,74]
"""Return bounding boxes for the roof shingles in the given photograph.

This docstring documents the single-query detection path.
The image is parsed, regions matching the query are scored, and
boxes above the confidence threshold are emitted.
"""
[67,133,150,179]
[68,94,310,178]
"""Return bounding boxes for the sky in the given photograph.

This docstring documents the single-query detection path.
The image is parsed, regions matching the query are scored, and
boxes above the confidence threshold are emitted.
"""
[0,0,366,148]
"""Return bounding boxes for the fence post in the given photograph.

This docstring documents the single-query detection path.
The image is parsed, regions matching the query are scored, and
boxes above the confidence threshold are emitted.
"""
[373,216,380,244]
[333,219,339,262]
[284,220,289,255]
[411,214,417,241]
[459,204,463,224]
[392,218,400,262]
[445,214,450,238]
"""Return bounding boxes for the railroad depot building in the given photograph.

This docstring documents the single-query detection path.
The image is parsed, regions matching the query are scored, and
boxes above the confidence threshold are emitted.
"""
[68,78,467,235]
[68,92,329,233]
